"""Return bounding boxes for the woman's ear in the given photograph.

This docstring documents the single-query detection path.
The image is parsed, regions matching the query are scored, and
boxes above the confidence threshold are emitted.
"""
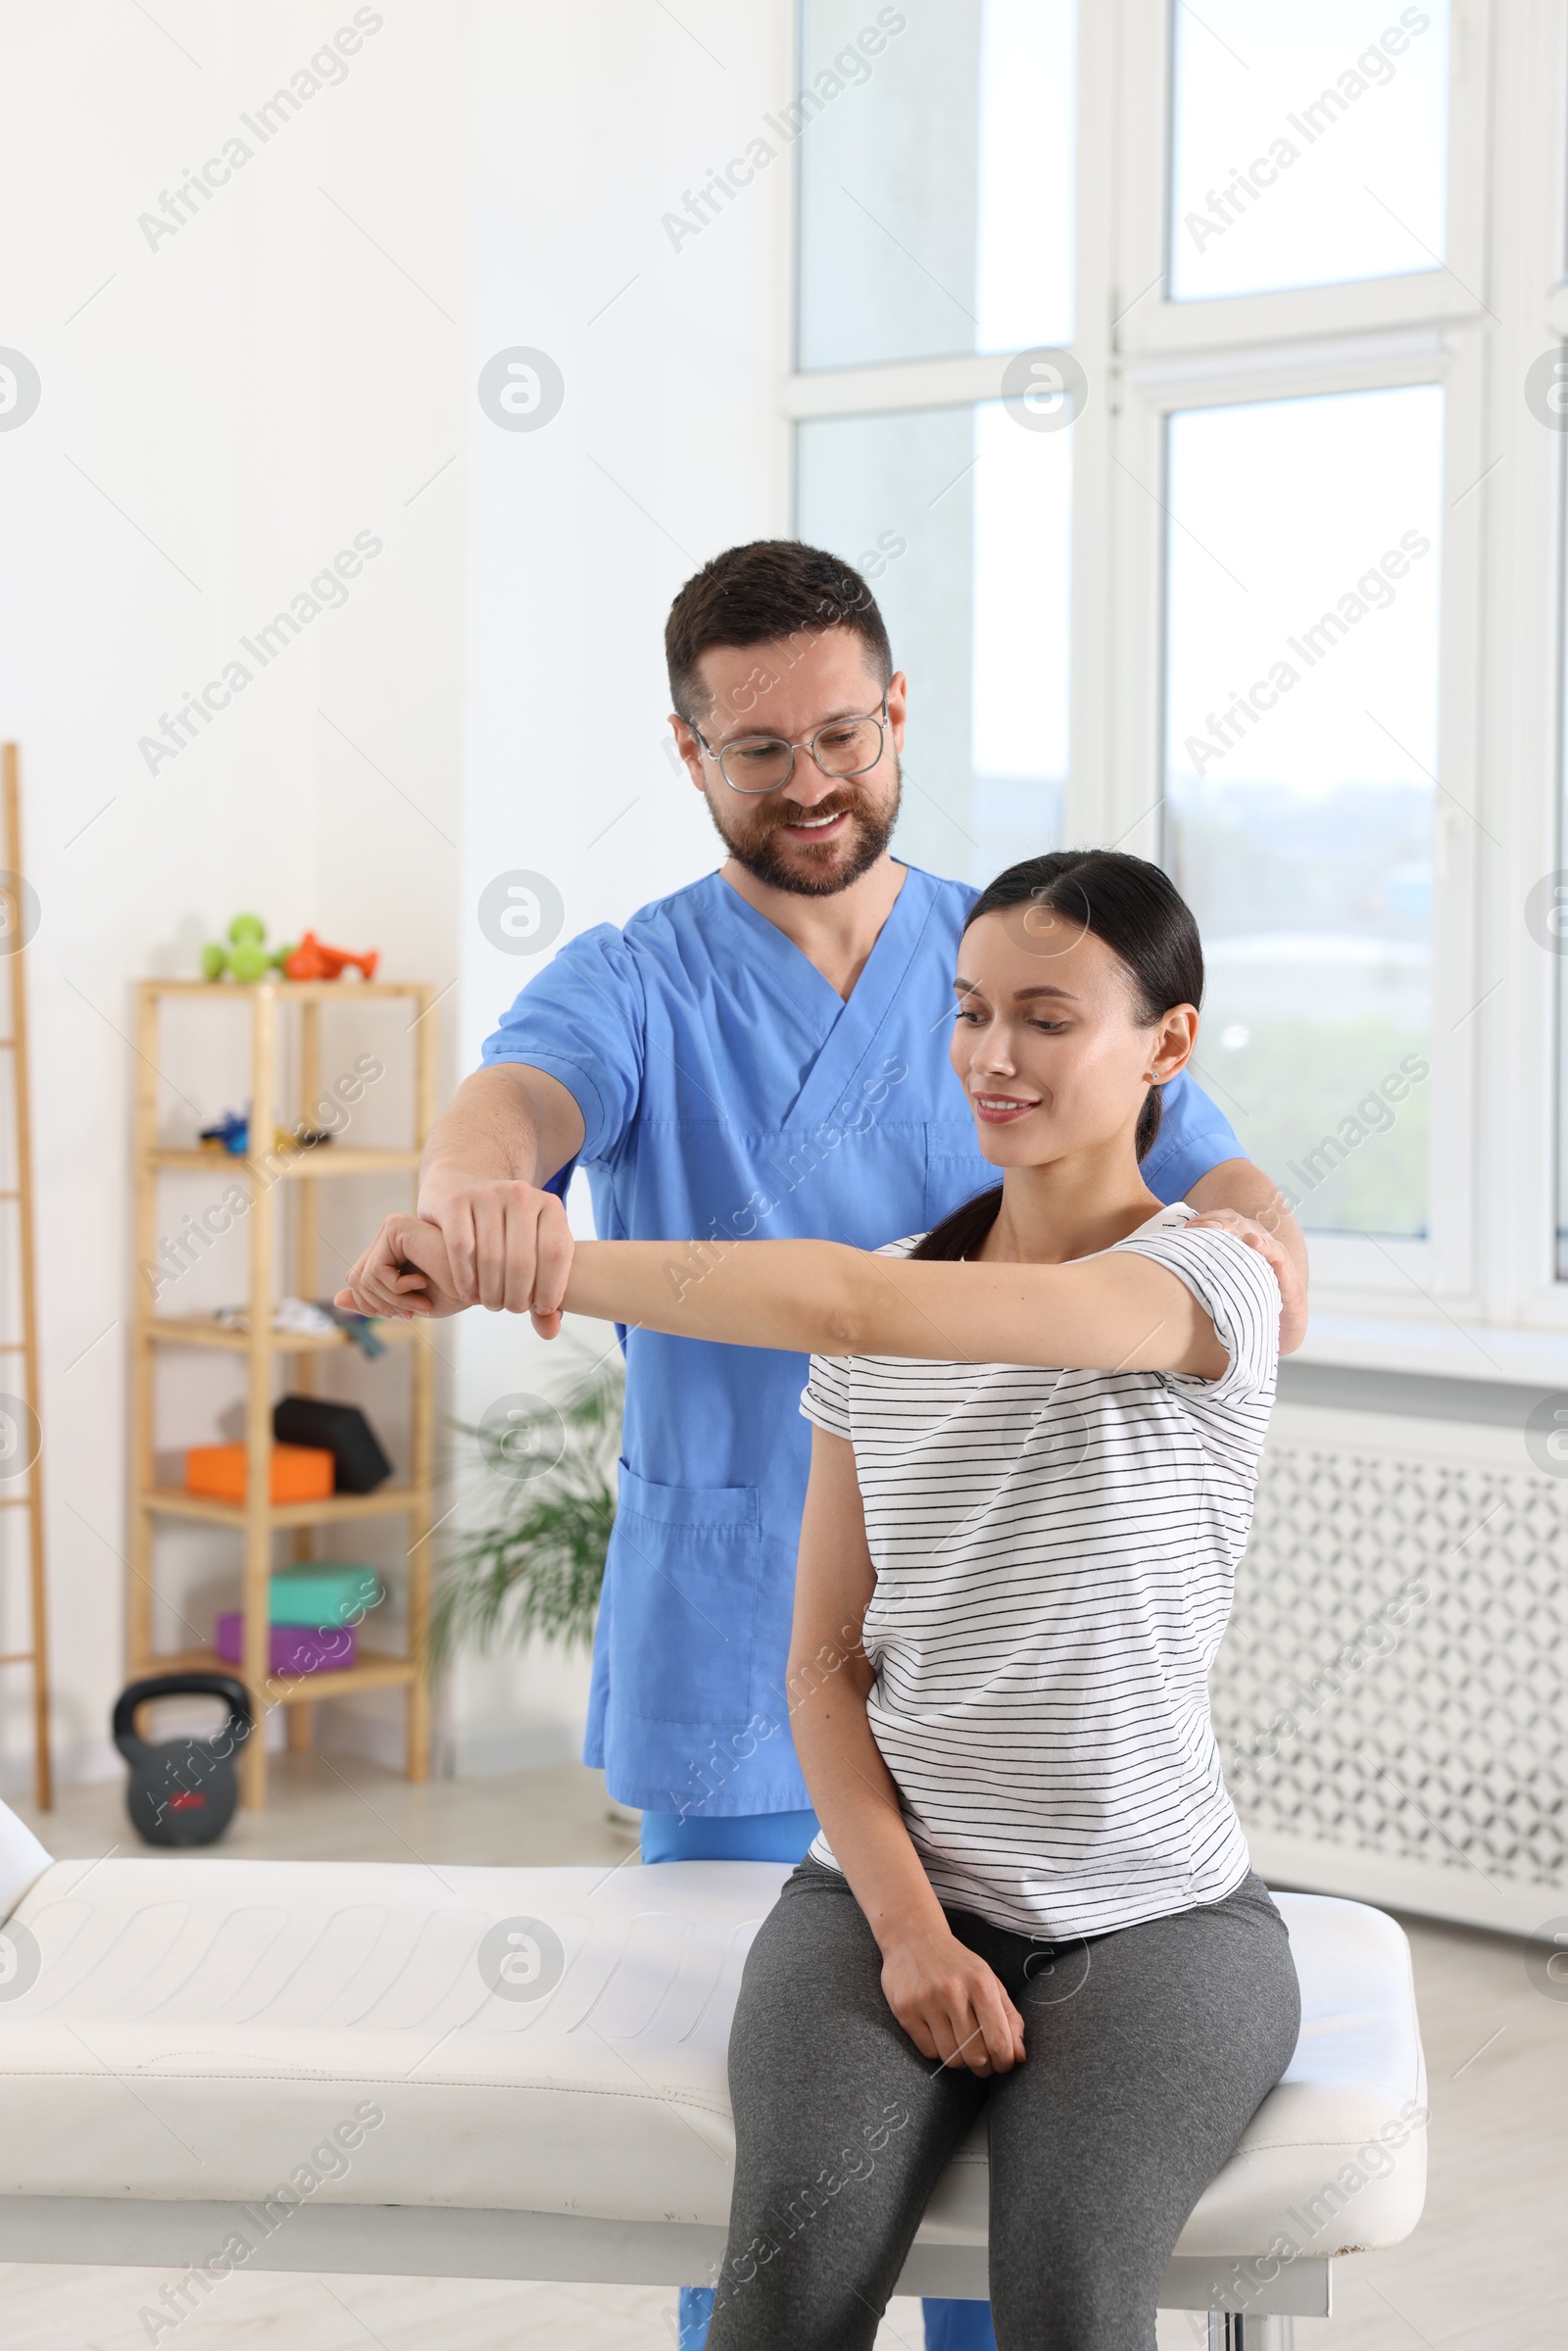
[1146,1004,1200,1084]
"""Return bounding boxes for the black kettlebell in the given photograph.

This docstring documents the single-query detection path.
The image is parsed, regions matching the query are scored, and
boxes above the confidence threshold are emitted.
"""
[113,1673,253,1847]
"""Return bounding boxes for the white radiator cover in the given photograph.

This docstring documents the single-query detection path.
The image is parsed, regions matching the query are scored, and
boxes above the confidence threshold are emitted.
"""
[1212,1401,1566,1937]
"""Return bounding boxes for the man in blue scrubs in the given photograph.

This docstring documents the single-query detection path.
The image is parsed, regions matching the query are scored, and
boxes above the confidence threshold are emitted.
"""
[344,541,1306,2350]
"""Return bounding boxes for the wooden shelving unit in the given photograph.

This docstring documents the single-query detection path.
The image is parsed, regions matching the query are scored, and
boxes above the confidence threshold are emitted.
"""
[128,978,437,1808]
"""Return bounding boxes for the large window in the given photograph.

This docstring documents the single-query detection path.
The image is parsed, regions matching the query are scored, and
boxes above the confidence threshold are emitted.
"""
[1167,0,1450,303]
[1165,384,1443,1239]
[797,0,1075,368]
[794,0,1077,885]
[793,0,1568,1334]
[796,403,1071,881]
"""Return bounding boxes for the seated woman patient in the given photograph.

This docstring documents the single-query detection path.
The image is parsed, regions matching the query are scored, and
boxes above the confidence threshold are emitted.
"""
[355,850,1300,2351]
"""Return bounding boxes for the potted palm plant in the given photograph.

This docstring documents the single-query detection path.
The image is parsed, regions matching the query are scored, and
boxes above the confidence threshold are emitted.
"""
[431,1359,623,1662]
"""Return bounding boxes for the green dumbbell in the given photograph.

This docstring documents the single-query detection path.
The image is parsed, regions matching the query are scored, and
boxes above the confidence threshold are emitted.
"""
[200,913,288,984]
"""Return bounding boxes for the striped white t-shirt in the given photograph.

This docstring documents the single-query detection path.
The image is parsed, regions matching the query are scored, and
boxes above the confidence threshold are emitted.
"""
[800,1204,1279,1939]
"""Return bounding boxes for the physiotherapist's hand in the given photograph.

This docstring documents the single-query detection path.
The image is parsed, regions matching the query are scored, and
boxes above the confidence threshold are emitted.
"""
[879,1928,1026,2077]
[415,1164,575,1335]
[336,1213,466,1322]
[1187,1205,1305,1354]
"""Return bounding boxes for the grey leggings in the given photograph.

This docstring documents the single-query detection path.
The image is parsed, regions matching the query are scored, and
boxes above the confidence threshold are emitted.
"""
[705,1860,1299,2351]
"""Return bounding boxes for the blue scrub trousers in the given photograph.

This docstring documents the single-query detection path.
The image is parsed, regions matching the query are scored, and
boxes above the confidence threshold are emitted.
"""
[640,1809,998,2351]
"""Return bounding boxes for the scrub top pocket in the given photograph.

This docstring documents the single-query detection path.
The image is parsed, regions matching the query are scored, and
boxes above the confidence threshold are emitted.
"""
[608,1462,764,1727]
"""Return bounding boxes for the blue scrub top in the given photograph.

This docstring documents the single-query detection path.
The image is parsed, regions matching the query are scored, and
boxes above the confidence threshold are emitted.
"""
[482,864,1243,1817]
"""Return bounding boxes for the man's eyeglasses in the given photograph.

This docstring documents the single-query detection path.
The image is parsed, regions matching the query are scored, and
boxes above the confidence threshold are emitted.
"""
[691,700,890,796]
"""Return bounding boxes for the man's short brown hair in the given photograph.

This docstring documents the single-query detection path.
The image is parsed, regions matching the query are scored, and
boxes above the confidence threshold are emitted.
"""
[664,539,894,724]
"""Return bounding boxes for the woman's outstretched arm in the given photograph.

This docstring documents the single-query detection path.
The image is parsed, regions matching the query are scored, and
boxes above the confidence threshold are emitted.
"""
[338,1211,1241,1377]
[564,1234,1234,1378]
[790,1427,1025,2076]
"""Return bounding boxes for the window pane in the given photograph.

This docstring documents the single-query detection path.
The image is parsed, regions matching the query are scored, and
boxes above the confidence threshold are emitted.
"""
[796,400,1070,882]
[1163,386,1443,1237]
[1558,486,1568,1277]
[797,0,1074,370]
[1556,53,1568,1277]
[1168,1,1450,303]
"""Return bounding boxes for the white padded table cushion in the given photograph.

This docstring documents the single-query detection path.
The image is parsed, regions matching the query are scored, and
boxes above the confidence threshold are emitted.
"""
[0,1800,50,1920]
[0,1857,1425,2258]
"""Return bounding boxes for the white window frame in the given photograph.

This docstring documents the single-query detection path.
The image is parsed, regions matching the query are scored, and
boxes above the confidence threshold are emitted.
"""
[785,0,1568,1370]
[1101,0,1492,1316]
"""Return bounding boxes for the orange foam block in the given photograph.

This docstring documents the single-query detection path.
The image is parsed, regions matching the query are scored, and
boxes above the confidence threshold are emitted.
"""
[185,1443,335,1504]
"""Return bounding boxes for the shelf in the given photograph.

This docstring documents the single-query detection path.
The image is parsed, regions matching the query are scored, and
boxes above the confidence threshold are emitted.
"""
[150,1148,420,1178]
[131,975,437,1806]
[149,1314,419,1354]
[141,1485,423,1530]
[131,1647,417,1703]
[140,980,431,1004]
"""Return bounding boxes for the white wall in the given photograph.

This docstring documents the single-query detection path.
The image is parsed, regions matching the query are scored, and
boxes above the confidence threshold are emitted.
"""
[0,0,799,1791]
[0,0,798,1792]
[0,1,472,1786]
[448,0,795,1773]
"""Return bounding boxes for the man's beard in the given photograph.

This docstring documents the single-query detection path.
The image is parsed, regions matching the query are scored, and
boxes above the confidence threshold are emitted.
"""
[710,765,902,898]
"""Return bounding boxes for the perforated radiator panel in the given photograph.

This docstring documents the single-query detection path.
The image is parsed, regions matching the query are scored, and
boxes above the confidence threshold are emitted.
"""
[1210,1411,1568,1926]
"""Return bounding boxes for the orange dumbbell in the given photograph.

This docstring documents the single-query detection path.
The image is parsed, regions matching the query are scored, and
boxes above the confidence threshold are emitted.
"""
[282,931,379,982]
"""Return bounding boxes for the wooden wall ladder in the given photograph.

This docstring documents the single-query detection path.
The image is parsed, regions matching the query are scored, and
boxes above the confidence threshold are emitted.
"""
[0,745,51,1807]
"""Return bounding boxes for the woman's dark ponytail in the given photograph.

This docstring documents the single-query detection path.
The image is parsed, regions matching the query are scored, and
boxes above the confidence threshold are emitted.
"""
[911,850,1203,1265]
[909,1186,1004,1264]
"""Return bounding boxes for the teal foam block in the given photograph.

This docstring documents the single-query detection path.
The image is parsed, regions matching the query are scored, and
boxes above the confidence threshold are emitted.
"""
[268,1564,385,1627]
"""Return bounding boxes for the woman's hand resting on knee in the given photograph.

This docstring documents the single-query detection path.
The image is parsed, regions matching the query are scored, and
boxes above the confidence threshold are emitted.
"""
[880,1928,1026,2076]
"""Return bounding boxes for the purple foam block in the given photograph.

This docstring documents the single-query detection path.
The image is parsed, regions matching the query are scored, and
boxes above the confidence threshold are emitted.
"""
[214,1614,357,1676]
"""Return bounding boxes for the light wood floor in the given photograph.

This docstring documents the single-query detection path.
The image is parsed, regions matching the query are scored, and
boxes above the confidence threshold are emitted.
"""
[4,1757,1563,2349]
